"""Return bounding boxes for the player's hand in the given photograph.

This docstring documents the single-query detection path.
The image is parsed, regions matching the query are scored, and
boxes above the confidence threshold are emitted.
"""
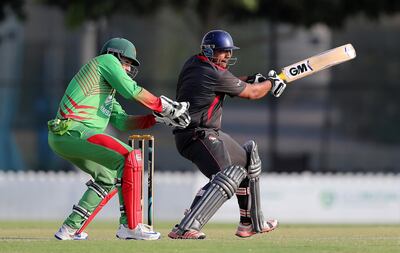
[153,111,190,129]
[267,70,286,97]
[246,73,267,84]
[155,95,191,128]
[159,95,189,117]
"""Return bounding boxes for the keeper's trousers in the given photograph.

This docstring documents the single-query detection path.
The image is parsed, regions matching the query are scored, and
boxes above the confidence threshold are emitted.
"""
[48,122,132,229]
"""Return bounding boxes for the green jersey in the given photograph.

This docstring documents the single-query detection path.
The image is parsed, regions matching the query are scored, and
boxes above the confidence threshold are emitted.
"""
[56,54,142,132]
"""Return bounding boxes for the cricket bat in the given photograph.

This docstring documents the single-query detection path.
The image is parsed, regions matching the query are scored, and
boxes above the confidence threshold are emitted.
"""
[278,44,356,83]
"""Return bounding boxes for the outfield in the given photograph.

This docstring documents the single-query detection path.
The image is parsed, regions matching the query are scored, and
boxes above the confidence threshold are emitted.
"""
[0,221,399,253]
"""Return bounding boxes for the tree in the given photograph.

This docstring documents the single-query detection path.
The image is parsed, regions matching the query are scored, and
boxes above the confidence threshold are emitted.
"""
[39,0,165,28]
[40,0,400,163]
[0,0,24,23]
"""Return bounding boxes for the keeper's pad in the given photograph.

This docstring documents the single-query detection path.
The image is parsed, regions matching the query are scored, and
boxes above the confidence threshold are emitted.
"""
[121,150,143,229]
[249,177,265,233]
[178,165,247,232]
[243,140,261,178]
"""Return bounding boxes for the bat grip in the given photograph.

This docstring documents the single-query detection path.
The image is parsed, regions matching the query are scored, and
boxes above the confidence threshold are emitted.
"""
[278,72,287,82]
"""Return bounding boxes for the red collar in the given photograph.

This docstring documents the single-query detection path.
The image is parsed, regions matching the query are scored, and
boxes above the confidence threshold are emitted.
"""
[196,55,226,71]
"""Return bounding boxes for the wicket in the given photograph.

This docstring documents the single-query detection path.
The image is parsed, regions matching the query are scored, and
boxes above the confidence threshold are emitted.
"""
[128,134,155,228]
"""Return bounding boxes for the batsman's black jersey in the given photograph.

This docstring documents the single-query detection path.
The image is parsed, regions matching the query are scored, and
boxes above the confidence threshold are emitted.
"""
[175,55,246,130]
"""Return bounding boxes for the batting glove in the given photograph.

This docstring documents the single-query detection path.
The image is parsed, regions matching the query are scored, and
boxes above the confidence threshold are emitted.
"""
[267,70,287,97]
[246,73,267,84]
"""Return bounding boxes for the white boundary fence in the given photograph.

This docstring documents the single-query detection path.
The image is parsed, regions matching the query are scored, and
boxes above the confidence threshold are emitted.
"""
[0,171,399,223]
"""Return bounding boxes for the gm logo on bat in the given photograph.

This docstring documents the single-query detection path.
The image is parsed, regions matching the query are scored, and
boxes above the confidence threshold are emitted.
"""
[287,60,312,77]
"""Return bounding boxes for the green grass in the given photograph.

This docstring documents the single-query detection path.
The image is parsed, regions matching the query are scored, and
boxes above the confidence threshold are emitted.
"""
[0,221,399,253]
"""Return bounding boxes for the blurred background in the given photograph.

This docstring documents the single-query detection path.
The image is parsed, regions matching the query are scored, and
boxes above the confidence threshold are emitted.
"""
[0,0,399,223]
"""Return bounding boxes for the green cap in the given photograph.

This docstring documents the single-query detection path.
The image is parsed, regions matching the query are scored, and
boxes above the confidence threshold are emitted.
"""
[100,38,140,66]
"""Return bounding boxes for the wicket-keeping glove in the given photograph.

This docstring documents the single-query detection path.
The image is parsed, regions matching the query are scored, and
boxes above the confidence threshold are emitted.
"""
[154,95,191,129]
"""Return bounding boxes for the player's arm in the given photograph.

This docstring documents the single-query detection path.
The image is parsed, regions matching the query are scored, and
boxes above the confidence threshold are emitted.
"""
[99,55,162,111]
[238,71,287,99]
[100,55,190,128]
[119,115,156,130]
[238,80,272,99]
[110,99,156,131]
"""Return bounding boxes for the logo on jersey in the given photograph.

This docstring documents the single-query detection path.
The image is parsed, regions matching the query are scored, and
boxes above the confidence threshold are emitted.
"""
[100,94,113,117]
[208,135,219,144]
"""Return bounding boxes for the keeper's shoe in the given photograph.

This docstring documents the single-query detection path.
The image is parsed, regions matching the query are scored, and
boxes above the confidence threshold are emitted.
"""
[235,219,278,238]
[54,224,88,240]
[116,223,161,240]
[168,225,206,240]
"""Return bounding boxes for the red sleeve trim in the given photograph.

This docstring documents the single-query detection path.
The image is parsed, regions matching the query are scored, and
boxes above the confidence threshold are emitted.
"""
[132,115,156,129]
[135,92,163,112]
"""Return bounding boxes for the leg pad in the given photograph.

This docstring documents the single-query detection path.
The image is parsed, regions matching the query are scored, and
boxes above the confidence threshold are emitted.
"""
[243,140,261,178]
[179,165,247,232]
[121,150,143,229]
[249,177,265,232]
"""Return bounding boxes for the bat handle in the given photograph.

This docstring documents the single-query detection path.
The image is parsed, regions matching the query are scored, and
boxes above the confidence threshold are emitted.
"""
[278,72,287,82]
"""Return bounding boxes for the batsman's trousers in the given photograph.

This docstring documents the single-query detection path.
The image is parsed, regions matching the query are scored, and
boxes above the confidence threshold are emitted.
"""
[175,128,247,178]
[174,128,252,223]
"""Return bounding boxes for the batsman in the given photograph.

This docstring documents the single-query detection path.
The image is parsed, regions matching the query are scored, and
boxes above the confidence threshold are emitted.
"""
[168,30,287,239]
[48,37,190,240]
